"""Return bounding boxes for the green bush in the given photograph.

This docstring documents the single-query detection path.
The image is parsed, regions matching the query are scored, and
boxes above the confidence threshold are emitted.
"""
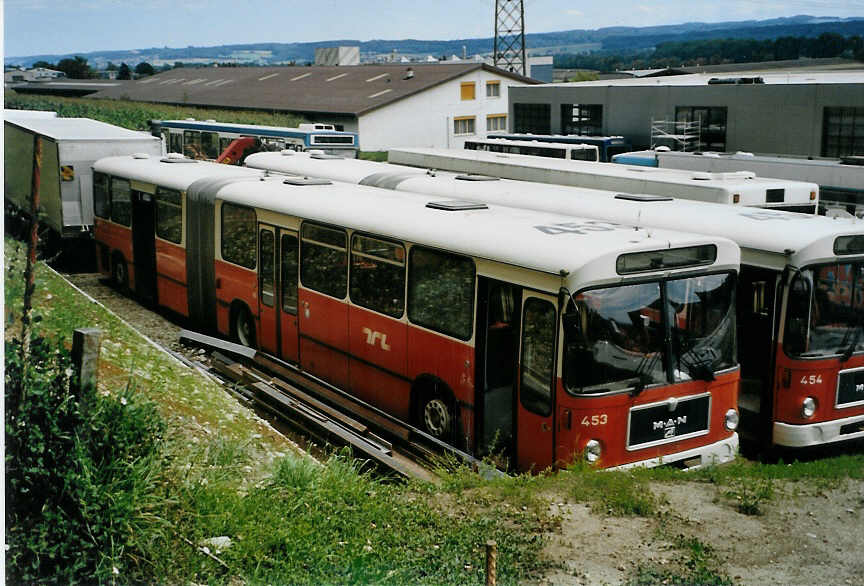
[5,334,165,583]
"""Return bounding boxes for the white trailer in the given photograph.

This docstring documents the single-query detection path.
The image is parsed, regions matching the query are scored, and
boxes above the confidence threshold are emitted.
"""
[4,117,163,238]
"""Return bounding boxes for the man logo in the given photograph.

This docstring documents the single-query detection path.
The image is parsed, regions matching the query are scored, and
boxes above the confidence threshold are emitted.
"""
[362,327,391,351]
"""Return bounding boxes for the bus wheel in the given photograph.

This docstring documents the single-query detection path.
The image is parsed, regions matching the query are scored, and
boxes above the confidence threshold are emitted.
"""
[231,305,256,348]
[112,256,128,292]
[419,393,454,442]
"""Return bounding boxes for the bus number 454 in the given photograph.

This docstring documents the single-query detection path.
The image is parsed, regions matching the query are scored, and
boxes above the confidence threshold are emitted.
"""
[800,374,823,385]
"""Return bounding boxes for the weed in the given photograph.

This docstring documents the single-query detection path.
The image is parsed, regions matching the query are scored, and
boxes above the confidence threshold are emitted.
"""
[724,477,774,515]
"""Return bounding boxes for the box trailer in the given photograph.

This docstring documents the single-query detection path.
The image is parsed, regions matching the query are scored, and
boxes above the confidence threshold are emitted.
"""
[4,117,163,238]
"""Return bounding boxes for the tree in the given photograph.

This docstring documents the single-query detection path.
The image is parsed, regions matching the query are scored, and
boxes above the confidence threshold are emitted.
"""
[105,62,118,71]
[31,60,54,69]
[118,63,132,80]
[134,62,155,76]
[55,56,93,79]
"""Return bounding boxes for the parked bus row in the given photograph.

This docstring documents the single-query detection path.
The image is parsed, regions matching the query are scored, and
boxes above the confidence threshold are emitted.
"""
[487,133,632,162]
[613,148,864,217]
[464,137,600,162]
[92,152,742,472]
[245,150,864,451]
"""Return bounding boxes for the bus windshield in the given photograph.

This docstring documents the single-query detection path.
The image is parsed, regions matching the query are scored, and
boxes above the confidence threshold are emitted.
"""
[784,262,864,359]
[564,273,736,394]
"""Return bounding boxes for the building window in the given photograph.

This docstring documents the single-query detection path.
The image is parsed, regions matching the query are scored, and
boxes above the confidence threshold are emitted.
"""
[822,107,864,158]
[454,116,476,136]
[513,103,551,134]
[460,82,476,101]
[486,81,500,98]
[486,114,507,132]
[561,104,603,136]
[675,106,727,151]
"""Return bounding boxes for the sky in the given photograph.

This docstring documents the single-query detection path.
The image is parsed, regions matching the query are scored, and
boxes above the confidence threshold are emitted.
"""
[4,0,864,58]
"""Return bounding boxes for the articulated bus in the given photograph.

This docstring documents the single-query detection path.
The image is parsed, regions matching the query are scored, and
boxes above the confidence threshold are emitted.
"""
[488,133,631,162]
[613,149,864,217]
[387,147,820,213]
[92,153,741,472]
[464,138,599,162]
[150,119,359,161]
[246,151,864,450]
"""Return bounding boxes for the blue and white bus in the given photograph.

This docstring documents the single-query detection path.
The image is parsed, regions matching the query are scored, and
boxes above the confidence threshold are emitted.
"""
[488,133,631,162]
[150,119,359,161]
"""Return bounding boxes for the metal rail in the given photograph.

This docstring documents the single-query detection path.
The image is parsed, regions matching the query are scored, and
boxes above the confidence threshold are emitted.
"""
[179,330,502,481]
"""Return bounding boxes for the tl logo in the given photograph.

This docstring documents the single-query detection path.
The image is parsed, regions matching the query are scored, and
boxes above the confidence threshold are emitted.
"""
[362,327,391,351]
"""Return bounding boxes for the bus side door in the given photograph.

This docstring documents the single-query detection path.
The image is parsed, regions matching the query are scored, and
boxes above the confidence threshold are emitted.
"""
[257,225,300,362]
[516,294,558,473]
[257,225,279,355]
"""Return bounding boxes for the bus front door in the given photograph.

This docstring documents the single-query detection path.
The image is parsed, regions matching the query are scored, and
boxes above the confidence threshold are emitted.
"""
[516,294,558,473]
[257,225,279,355]
[475,279,522,466]
[131,190,157,305]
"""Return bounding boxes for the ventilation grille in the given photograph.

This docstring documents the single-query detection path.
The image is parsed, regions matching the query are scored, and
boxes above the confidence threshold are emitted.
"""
[426,200,489,211]
[614,193,674,202]
[282,176,332,186]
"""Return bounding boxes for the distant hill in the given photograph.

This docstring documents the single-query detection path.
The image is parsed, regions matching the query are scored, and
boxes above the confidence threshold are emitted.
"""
[6,15,864,67]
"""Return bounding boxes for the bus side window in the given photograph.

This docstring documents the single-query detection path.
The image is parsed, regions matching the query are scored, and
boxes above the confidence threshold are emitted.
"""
[300,223,347,299]
[281,234,299,314]
[350,234,405,318]
[110,177,132,226]
[519,298,556,416]
[201,131,219,159]
[221,203,257,269]
[168,132,183,155]
[408,247,475,340]
[155,187,182,243]
[93,172,110,218]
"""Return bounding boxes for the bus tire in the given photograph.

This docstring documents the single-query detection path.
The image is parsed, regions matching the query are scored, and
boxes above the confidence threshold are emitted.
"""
[111,255,129,293]
[413,379,456,443]
[230,303,256,348]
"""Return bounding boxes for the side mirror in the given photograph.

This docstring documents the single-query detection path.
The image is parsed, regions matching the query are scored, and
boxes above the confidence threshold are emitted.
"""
[563,309,583,337]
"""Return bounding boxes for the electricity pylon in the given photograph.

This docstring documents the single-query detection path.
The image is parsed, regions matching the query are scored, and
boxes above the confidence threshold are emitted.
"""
[494,0,526,76]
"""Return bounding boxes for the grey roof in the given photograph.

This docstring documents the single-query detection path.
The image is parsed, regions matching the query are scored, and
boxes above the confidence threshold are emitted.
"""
[87,64,537,116]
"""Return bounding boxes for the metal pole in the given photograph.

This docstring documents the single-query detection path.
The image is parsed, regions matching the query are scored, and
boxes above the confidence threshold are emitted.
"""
[21,135,42,356]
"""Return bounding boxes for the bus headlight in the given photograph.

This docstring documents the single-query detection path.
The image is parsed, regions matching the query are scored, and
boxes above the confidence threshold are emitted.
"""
[584,439,602,463]
[802,397,817,419]
[724,409,739,431]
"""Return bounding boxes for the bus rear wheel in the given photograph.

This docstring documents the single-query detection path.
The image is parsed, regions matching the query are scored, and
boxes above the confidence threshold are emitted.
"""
[112,256,128,292]
[416,390,455,443]
[231,305,256,348]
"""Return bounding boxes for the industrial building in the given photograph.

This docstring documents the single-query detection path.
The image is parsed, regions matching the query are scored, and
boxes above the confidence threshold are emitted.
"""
[507,71,864,158]
[76,64,536,151]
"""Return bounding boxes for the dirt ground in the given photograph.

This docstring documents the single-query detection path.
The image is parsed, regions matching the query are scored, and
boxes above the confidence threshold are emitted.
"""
[539,479,864,585]
[65,272,864,585]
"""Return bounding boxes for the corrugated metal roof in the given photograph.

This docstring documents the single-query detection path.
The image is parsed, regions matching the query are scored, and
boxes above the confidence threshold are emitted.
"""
[87,64,537,116]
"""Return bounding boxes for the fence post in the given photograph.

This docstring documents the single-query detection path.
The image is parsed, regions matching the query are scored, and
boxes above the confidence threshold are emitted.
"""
[72,328,103,396]
[485,539,497,586]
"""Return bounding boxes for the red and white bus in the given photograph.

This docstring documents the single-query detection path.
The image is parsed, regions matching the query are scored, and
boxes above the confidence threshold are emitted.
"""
[92,153,741,472]
[246,151,864,450]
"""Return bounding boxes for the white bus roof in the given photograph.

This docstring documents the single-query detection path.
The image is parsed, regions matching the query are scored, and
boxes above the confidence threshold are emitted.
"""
[157,119,346,134]
[207,168,740,290]
[94,154,268,191]
[5,117,159,142]
[245,151,862,270]
[390,147,818,191]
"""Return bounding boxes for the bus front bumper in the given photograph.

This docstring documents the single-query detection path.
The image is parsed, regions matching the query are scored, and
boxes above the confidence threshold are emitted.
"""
[773,413,864,447]
[615,434,739,471]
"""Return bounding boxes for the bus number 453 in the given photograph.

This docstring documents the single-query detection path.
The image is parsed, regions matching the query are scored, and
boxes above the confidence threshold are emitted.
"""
[581,414,608,426]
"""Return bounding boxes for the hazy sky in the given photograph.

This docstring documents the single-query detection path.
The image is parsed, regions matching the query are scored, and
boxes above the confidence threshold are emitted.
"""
[5,0,864,58]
